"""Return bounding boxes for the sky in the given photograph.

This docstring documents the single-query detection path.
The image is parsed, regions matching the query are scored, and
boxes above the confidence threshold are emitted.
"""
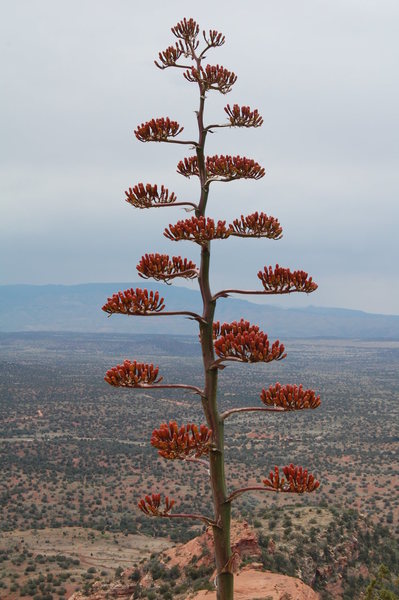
[1,0,398,315]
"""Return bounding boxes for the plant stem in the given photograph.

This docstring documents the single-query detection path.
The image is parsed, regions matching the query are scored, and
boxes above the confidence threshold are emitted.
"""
[221,406,285,420]
[137,383,203,395]
[213,289,296,300]
[194,74,233,600]
[227,486,278,503]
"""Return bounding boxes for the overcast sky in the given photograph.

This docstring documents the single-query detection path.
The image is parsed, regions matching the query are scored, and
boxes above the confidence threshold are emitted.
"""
[1,0,398,315]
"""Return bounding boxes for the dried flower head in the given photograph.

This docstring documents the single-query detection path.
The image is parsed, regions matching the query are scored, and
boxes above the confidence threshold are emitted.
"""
[257,264,318,294]
[213,319,286,363]
[124,183,177,209]
[151,421,213,460]
[206,155,265,181]
[229,212,282,239]
[203,29,225,48]
[102,288,165,315]
[164,216,231,244]
[137,253,198,282]
[134,118,183,142]
[260,383,321,410]
[104,360,162,387]
[155,44,185,69]
[263,464,320,493]
[138,493,175,517]
[184,64,237,94]
[224,104,263,128]
[171,18,200,44]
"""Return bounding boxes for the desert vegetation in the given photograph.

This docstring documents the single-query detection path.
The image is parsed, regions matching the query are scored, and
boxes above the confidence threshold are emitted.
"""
[1,332,399,598]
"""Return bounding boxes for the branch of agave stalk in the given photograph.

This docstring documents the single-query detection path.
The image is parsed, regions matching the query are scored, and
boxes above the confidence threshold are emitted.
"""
[186,457,210,469]
[147,201,198,210]
[226,486,282,503]
[209,357,247,370]
[159,138,198,146]
[204,123,231,131]
[212,289,301,300]
[220,406,285,421]
[165,512,219,527]
[116,310,206,323]
[136,383,204,395]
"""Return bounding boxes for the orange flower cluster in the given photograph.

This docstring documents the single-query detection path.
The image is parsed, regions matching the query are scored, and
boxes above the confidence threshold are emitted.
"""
[204,29,225,48]
[224,104,263,128]
[151,421,213,460]
[177,156,200,178]
[171,17,200,43]
[213,319,286,363]
[124,183,177,209]
[155,44,185,69]
[138,493,175,517]
[206,155,265,180]
[104,360,162,387]
[184,65,237,94]
[257,264,318,294]
[164,216,230,244]
[102,288,165,316]
[134,118,183,142]
[230,212,282,239]
[137,253,198,282]
[260,383,321,410]
[263,465,320,493]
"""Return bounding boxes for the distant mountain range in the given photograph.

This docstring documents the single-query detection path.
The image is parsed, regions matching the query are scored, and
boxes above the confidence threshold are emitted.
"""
[1,283,398,339]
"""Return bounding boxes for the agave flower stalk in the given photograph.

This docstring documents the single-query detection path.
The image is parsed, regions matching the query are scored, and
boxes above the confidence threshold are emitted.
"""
[103,17,321,600]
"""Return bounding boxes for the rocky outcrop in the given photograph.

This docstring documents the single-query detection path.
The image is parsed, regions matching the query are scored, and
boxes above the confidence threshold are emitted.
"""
[68,581,135,600]
[68,567,319,600]
[67,521,318,600]
[161,520,261,572]
[189,564,320,600]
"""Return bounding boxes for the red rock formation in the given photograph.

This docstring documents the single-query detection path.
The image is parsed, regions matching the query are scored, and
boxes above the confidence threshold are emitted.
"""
[189,564,320,600]
[67,522,319,600]
[161,520,261,572]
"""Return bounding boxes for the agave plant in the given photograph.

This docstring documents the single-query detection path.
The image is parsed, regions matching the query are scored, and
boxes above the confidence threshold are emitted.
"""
[103,17,321,600]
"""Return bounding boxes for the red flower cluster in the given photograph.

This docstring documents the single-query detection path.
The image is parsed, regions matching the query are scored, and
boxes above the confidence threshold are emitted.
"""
[260,383,321,410]
[102,288,165,316]
[230,212,282,239]
[151,421,212,460]
[124,183,177,209]
[203,29,225,48]
[177,155,265,181]
[171,17,200,43]
[257,265,318,294]
[134,118,183,142]
[138,493,175,517]
[206,155,265,180]
[104,360,162,387]
[155,44,185,69]
[137,253,198,282]
[177,156,200,178]
[224,104,263,128]
[164,216,230,244]
[263,465,320,494]
[184,64,237,94]
[213,319,286,363]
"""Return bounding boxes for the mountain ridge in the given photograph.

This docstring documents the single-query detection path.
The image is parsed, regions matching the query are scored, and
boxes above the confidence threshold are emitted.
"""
[1,282,398,339]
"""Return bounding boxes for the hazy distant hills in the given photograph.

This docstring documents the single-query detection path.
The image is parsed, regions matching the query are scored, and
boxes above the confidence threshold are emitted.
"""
[1,283,398,339]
